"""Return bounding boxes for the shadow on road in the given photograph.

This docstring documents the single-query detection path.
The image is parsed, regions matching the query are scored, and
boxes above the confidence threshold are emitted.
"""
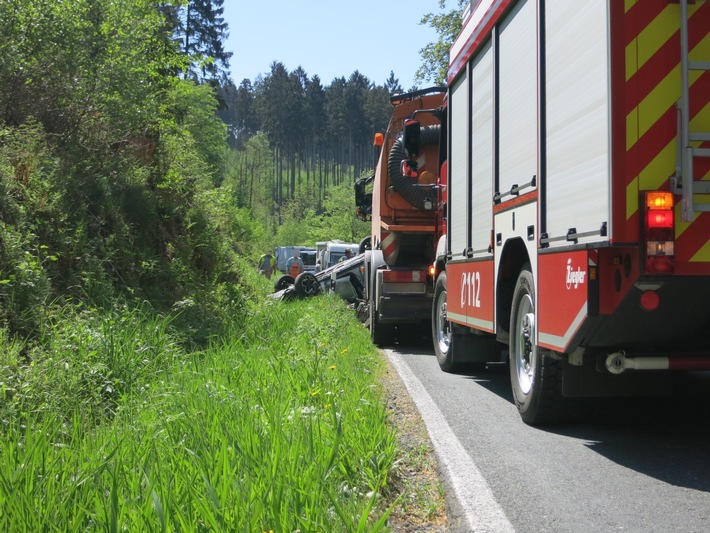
[398,345,710,492]
[553,373,710,493]
[480,368,710,492]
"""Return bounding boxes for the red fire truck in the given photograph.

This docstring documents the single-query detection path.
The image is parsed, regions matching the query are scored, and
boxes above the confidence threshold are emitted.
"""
[429,0,710,424]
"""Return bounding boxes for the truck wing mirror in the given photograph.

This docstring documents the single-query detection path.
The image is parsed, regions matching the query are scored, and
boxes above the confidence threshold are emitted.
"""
[403,119,420,159]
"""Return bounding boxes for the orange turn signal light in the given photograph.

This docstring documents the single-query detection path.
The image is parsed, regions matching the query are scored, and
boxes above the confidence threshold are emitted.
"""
[646,192,673,210]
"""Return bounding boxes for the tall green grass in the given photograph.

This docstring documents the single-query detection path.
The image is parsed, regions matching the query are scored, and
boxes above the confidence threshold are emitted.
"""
[0,292,399,531]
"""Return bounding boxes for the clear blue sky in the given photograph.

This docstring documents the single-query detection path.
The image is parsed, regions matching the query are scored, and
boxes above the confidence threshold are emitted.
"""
[222,1,441,90]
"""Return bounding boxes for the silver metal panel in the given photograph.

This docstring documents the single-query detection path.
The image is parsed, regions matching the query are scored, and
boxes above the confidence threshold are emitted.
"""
[450,72,470,257]
[498,0,537,198]
[545,0,610,245]
[381,282,427,295]
[471,41,494,256]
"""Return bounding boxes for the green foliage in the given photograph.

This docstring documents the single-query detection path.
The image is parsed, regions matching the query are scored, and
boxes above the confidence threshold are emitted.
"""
[0,283,400,531]
[308,180,370,244]
[0,0,247,343]
[416,0,468,86]
[0,2,439,527]
[0,303,183,430]
[164,79,228,185]
[270,181,369,247]
[0,122,60,337]
[167,0,232,82]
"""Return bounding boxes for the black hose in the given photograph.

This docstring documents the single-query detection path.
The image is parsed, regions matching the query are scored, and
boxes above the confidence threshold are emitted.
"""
[387,125,440,210]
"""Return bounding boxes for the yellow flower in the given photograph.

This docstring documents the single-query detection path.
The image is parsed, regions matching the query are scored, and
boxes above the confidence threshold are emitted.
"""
[340,348,349,354]
[328,365,336,370]
[310,390,320,397]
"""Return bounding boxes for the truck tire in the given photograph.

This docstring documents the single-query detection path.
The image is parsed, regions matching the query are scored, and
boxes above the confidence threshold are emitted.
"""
[294,272,321,298]
[370,302,395,347]
[433,271,459,371]
[433,271,498,372]
[359,236,371,254]
[509,265,567,425]
[274,275,295,292]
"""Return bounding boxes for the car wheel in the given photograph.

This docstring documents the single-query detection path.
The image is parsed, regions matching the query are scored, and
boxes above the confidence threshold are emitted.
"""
[274,275,295,292]
[294,272,321,298]
[359,236,371,254]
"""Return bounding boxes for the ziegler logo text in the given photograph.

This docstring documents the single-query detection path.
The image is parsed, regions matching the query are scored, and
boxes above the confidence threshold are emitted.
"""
[566,258,586,289]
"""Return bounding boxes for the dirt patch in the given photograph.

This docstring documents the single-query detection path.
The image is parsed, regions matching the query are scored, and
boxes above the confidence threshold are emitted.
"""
[380,356,448,532]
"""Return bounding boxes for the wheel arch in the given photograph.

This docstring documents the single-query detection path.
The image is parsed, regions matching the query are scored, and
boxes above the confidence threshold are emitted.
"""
[496,237,530,343]
[432,234,447,279]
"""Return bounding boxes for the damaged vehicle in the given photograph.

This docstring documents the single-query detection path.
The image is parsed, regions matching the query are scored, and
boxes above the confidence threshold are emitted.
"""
[271,252,365,304]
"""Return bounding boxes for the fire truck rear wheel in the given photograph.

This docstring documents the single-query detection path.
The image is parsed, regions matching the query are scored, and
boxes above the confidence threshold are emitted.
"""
[509,266,567,425]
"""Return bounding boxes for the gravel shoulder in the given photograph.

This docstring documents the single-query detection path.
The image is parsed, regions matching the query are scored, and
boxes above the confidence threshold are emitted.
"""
[380,352,448,532]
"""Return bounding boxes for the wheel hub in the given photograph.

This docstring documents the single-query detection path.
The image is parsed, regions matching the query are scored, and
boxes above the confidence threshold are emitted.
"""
[515,295,536,395]
[522,313,534,369]
[436,293,451,352]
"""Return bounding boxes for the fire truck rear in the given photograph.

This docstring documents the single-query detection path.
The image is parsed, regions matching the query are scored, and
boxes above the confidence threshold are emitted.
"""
[357,88,446,346]
[432,0,710,424]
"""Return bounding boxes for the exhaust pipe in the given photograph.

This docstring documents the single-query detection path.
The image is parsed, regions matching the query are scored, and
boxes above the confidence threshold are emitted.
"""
[606,351,710,374]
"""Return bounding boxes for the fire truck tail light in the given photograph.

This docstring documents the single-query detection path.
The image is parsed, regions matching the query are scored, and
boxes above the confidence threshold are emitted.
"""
[646,210,674,229]
[646,255,675,273]
[644,192,675,274]
[646,241,674,256]
[646,192,673,210]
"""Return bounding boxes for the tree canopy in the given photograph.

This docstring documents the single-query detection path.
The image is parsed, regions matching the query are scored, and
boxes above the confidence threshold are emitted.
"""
[416,0,468,86]
[0,0,451,344]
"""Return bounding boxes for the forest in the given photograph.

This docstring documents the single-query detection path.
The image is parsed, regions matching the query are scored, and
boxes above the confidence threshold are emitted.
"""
[0,0,464,346]
[0,4,466,526]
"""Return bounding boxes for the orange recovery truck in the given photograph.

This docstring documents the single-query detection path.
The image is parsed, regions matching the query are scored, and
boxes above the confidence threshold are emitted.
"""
[426,0,710,424]
[356,88,447,346]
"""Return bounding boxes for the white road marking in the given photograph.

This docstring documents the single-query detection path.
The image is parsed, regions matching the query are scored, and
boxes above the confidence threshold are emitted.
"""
[386,349,515,533]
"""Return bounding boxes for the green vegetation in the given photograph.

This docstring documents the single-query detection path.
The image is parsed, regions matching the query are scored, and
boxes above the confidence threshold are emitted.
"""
[0,1,451,530]
[416,0,468,86]
[0,268,403,531]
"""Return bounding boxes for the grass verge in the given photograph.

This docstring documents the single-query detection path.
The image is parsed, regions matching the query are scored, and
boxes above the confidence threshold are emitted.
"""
[0,280,446,531]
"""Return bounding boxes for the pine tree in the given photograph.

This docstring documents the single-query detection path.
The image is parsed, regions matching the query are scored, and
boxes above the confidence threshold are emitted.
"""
[385,71,404,96]
[171,0,232,81]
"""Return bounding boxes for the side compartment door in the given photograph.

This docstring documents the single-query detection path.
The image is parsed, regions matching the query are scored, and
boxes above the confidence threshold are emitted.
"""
[446,67,471,327]
[467,38,496,333]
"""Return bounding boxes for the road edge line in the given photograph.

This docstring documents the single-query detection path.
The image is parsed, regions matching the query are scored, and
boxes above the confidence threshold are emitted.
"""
[385,349,515,533]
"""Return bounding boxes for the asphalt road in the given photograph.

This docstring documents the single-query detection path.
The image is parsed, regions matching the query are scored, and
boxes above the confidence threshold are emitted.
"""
[385,345,710,533]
